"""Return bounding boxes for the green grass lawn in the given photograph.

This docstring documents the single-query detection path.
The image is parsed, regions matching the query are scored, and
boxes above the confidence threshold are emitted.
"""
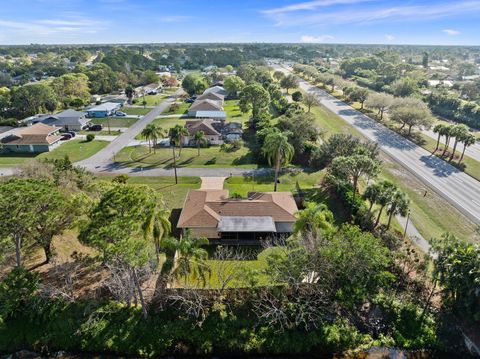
[165,102,191,115]
[224,100,250,122]
[115,145,257,169]
[137,94,169,106]
[183,246,283,288]
[95,175,201,209]
[0,140,109,167]
[120,106,151,116]
[79,130,121,136]
[91,117,139,128]
[134,117,187,140]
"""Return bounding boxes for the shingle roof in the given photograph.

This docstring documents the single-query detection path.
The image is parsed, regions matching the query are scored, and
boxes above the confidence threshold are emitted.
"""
[186,119,221,136]
[38,109,89,127]
[177,190,298,229]
[204,86,227,96]
[190,99,223,112]
[197,92,224,102]
[194,111,227,119]
[1,123,62,145]
[87,102,120,112]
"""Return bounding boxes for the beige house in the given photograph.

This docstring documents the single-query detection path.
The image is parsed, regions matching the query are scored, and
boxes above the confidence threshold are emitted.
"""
[1,123,62,153]
[182,119,223,146]
[177,189,298,244]
[196,92,224,103]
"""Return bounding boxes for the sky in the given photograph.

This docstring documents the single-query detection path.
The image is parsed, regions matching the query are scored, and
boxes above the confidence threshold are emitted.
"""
[1,0,480,45]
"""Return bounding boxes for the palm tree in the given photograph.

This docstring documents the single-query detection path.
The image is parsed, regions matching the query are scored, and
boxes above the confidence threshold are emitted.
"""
[141,123,165,154]
[193,130,208,156]
[143,205,171,262]
[363,182,382,212]
[459,133,476,164]
[441,125,453,157]
[386,190,410,230]
[374,181,397,228]
[433,124,445,153]
[169,124,189,158]
[262,132,294,192]
[449,124,469,161]
[294,203,334,234]
[161,230,210,286]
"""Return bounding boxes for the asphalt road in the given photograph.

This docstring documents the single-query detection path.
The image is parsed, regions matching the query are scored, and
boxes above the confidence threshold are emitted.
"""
[75,89,183,171]
[274,64,480,224]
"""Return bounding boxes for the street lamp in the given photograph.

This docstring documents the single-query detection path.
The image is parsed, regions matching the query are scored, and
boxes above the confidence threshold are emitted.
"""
[403,210,411,238]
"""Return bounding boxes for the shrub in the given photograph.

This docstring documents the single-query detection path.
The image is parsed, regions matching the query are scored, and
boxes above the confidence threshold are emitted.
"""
[0,267,40,319]
[292,91,303,102]
[86,134,95,142]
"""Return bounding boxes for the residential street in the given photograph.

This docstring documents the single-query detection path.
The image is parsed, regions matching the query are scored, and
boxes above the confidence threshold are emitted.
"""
[75,89,183,170]
[274,64,480,224]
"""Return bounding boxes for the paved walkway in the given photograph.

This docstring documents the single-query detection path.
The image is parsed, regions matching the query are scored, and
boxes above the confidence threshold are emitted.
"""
[200,176,227,189]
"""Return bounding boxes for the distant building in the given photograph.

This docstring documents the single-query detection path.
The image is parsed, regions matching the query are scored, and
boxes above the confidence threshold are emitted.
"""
[34,109,91,132]
[177,190,298,244]
[188,99,226,121]
[0,123,62,153]
[86,102,122,118]
[204,85,227,97]
[181,119,243,146]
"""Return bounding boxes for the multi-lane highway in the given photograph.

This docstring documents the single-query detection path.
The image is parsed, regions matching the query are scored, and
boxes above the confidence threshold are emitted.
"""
[274,63,480,224]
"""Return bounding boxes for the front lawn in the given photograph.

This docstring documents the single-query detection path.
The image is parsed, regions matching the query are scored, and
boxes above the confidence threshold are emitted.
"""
[0,140,109,166]
[136,94,169,106]
[96,175,201,209]
[91,117,139,128]
[115,145,257,169]
[134,117,187,140]
[165,102,190,115]
[120,107,151,116]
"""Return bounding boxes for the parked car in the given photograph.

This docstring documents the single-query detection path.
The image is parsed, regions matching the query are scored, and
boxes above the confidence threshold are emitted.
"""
[115,111,127,116]
[68,131,76,138]
[185,98,195,103]
[88,124,103,131]
[60,133,73,141]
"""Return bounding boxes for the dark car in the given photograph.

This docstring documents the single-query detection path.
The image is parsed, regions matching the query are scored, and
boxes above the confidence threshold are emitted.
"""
[68,131,76,138]
[88,124,103,131]
[185,98,195,103]
[60,133,73,141]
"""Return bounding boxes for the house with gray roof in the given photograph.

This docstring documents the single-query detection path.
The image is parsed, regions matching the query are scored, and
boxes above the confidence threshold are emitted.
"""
[86,102,122,118]
[35,109,91,132]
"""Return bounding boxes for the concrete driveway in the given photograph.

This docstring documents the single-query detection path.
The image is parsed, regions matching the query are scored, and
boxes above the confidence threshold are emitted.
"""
[200,177,227,189]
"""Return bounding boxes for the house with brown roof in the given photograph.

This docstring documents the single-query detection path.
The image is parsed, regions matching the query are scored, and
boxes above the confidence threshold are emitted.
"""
[0,123,62,153]
[177,189,298,244]
[188,99,227,121]
[196,92,225,103]
[183,119,223,146]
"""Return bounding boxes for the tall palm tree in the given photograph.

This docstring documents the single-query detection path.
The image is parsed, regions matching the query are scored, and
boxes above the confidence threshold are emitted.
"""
[161,230,210,286]
[142,123,165,154]
[363,182,382,212]
[294,203,334,234]
[449,124,469,161]
[459,133,477,164]
[262,132,294,192]
[143,204,171,262]
[193,130,208,156]
[386,190,410,230]
[433,124,446,153]
[374,181,397,228]
[169,124,189,158]
[441,125,453,157]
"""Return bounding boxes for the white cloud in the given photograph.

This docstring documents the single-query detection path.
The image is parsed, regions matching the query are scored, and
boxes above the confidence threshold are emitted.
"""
[301,34,335,42]
[263,1,480,27]
[443,29,460,35]
[263,0,373,15]
[385,34,395,41]
[158,15,192,23]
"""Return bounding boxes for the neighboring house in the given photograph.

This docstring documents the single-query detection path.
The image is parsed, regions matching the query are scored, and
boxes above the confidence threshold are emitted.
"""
[35,109,91,132]
[188,99,226,121]
[196,92,225,103]
[177,189,298,244]
[86,102,122,118]
[0,123,62,153]
[134,83,162,97]
[204,85,227,96]
[221,122,243,142]
[183,119,223,146]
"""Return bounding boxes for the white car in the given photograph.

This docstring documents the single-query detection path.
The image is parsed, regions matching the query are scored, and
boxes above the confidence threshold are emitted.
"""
[115,111,127,116]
